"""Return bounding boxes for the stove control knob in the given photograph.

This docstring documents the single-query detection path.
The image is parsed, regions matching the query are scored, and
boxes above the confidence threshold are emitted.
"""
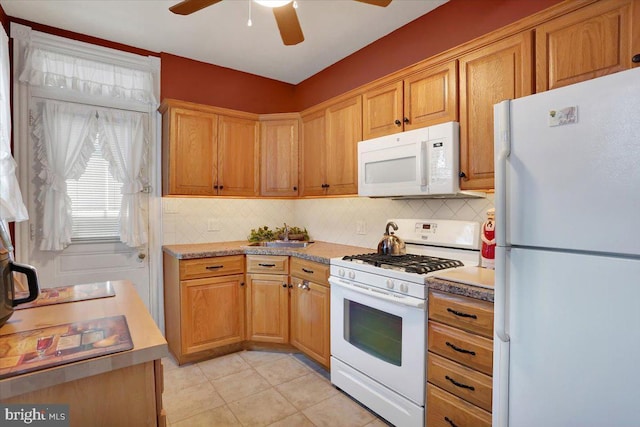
[348,271,356,280]
[400,283,409,293]
[338,269,345,277]
[386,279,395,290]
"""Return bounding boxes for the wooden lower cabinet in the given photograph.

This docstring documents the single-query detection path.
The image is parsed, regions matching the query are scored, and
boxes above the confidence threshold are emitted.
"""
[181,274,246,354]
[427,290,494,426]
[163,253,246,364]
[2,361,165,427]
[290,276,330,368]
[427,383,491,427]
[246,273,290,343]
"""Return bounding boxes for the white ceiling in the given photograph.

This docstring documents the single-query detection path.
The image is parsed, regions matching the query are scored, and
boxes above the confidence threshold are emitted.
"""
[1,0,447,84]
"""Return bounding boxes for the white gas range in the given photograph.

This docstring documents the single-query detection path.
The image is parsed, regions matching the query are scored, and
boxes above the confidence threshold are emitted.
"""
[329,219,481,427]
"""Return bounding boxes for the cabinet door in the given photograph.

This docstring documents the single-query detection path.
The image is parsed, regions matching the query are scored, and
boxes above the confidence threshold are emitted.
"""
[325,95,362,195]
[180,274,245,354]
[218,115,260,196]
[404,60,458,131]
[362,80,403,139]
[459,32,533,190]
[536,0,636,92]
[261,119,299,197]
[163,107,217,196]
[300,109,327,196]
[290,276,330,367]
[246,273,289,343]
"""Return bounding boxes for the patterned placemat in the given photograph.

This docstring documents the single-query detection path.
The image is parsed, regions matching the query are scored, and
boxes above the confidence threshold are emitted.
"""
[15,282,116,310]
[0,315,133,379]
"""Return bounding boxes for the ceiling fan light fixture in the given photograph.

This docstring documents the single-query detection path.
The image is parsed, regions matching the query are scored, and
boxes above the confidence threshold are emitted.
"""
[254,0,292,8]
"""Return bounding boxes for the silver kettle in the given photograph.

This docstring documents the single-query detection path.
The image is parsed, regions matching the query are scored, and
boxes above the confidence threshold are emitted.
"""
[1,238,39,328]
[377,221,406,256]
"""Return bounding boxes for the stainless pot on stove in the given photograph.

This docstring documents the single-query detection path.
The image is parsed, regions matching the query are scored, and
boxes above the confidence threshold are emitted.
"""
[0,232,39,328]
[377,221,406,256]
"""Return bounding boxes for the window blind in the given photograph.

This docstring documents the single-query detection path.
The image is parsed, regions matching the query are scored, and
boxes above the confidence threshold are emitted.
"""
[66,135,122,240]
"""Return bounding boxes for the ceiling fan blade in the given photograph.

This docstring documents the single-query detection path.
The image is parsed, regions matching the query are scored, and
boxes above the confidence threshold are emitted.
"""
[354,0,392,6]
[170,0,223,15]
[273,3,304,46]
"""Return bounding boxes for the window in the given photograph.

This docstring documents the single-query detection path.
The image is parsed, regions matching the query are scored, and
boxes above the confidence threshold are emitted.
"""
[66,134,123,241]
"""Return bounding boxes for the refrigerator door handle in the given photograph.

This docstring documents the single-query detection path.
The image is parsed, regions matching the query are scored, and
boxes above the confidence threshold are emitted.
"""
[494,100,511,248]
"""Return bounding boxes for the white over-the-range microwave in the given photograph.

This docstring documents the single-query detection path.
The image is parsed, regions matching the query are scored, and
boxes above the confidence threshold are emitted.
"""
[357,121,484,198]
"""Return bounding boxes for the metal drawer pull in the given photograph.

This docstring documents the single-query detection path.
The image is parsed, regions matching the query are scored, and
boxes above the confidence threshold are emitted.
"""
[444,416,458,427]
[446,307,477,319]
[205,265,224,270]
[445,375,475,391]
[297,282,310,290]
[445,341,476,356]
[302,267,314,274]
[258,263,276,267]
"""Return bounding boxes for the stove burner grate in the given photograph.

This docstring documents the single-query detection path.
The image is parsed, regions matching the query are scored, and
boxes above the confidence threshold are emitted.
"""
[342,253,464,274]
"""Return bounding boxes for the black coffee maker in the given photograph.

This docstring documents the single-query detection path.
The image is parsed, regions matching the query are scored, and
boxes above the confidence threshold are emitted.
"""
[0,222,39,327]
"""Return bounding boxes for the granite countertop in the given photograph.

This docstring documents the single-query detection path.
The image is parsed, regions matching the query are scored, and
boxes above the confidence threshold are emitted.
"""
[162,240,374,264]
[163,241,494,301]
[427,266,495,302]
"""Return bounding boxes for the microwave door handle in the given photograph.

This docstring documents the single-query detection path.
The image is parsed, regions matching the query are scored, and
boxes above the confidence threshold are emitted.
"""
[419,141,428,186]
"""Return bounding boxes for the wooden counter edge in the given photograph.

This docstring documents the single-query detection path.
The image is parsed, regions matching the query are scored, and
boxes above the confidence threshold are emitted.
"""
[0,280,168,400]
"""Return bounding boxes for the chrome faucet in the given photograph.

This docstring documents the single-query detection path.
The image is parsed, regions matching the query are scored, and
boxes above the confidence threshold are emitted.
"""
[283,223,290,241]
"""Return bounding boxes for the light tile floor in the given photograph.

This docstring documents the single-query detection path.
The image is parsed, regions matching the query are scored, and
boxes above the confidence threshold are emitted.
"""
[162,350,393,427]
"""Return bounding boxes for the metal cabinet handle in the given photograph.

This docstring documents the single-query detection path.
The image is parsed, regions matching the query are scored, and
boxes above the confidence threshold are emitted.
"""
[632,54,640,63]
[446,341,476,356]
[205,265,224,270]
[444,416,458,427]
[297,282,310,291]
[445,375,475,391]
[403,117,409,124]
[282,283,287,288]
[446,307,477,319]
[258,263,276,267]
[394,119,401,126]
[302,268,314,274]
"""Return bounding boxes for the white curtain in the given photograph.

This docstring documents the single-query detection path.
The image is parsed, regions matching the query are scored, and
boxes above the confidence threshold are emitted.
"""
[19,47,157,105]
[97,108,148,247]
[35,100,97,250]
[0,25,28,225]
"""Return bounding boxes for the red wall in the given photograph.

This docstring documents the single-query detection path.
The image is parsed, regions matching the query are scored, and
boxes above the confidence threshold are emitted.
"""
[160,53,296,113]
[5,0,565,114]
[294,0,564,110]
[0,4,8,34]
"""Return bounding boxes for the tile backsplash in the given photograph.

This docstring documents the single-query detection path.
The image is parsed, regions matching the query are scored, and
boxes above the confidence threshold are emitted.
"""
[162,195,494,249]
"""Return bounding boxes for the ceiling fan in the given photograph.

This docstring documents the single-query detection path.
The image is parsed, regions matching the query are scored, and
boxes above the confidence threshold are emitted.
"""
[169,0,392,46]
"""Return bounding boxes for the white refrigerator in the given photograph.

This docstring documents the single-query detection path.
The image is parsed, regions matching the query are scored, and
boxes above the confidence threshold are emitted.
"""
[492,66,640,427]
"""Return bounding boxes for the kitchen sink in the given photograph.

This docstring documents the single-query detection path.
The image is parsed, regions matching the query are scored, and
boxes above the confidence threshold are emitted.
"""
[248,240,313,248]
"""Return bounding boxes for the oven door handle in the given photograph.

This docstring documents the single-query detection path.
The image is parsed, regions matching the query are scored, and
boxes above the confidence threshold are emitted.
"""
[329,277,426,310]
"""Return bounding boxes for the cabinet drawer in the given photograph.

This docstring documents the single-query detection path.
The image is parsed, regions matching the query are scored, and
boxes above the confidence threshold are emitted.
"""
[246,255,289,274]
[427,383,491,427]
[428,321,493,376]
[290,258,329,286]
[428,352,492,412]
[179,255,245,280]
[429,290,494,338]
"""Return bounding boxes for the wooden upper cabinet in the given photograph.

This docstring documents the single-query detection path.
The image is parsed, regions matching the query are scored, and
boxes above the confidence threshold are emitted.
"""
[362,61,458,140]
[218,115,260,196]
[458,32,533,191]
[260,117,299,197]
[535,0,638,92]
[404,61,458,131]
[300,109,326,196]
[325,95,362,195]
[160,102,218,196]
[362,80,404,139]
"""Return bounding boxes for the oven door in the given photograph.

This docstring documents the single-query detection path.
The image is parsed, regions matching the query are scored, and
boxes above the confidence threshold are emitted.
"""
[329,276,426,404]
